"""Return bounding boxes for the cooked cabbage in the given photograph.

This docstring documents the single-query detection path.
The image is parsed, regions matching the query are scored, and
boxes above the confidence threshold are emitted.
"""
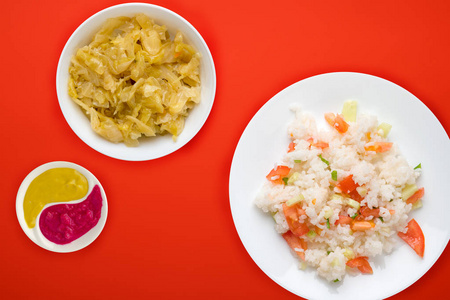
[68,14,201,146]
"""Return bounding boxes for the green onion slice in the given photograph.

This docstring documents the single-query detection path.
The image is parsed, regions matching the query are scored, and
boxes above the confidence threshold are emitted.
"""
[326,218,331,229]
[294,159,302,163]
[414,163,422,170]
[282,177,289,185]
[319,154,330,166]
[331,170,337,181]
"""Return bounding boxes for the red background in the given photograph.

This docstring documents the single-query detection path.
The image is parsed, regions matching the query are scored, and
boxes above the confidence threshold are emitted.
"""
[1,0,449,299]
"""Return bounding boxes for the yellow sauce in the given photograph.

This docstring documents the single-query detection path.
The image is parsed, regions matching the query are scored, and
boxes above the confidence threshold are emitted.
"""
[23,168,88,228]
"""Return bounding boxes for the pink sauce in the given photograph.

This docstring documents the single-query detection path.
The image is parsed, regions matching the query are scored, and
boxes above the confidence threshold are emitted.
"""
[39,185,102,245]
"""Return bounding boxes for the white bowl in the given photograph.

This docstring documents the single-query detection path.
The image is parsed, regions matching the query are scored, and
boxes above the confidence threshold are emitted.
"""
[56,3,216,161]
[16,161,108,253]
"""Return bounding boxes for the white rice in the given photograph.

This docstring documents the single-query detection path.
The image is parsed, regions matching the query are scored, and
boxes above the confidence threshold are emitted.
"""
[255,104,421,282]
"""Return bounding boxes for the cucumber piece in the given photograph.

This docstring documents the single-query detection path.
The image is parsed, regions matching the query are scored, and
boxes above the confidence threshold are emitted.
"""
[286,193,305,206]
[347,198,360,210]
[402,184,418,201]
[377,122,392,138]
[287,172,300,185]
[342,100,357,122]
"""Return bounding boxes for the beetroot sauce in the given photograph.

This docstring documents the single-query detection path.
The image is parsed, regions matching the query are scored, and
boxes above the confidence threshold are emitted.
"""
[39,185,102,245]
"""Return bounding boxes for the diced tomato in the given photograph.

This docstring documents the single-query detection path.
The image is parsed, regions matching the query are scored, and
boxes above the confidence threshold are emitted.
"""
[336,175,359,194]
[359,206,380,218]
[314,141,329,149]
[324,113,349,134]
[324,113,336,127]
[282,231,308,261]
[335,215,353,226]
[314,225,322,235]
[406,187,425,205]
[348,189,363,202]
[283,203,306,217]
[354,214,365,221]
[288,142,296,153]
[337,175,362,201]
[351,221,375,231]
[312,141,330,149]
[346,256,373,274]
[266,166,291,184]
[306,137,329,149]
[334,114,349,133]
[379,143,393,152]
[398,219,425,257]
[283,203,309,237]
[364,142,393,153]
[284,204,306,220]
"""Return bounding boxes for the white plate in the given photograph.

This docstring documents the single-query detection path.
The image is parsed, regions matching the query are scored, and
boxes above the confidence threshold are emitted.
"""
[16,161,108,253]
[229,72,450,299]
[56,3,216,161]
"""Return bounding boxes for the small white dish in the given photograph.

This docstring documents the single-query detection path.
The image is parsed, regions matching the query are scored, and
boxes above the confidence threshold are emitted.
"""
[229,72,450,299]
[16,161,108,253]
[56,3,216,161]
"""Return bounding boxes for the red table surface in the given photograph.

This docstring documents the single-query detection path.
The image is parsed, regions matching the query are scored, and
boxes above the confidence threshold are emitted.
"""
[1,0,449,299]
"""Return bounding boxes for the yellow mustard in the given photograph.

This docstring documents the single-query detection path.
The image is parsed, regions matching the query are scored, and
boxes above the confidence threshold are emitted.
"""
[23,168,88,228]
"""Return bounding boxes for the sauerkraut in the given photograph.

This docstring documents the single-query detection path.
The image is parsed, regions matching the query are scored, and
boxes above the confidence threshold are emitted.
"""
[68,14,201,146]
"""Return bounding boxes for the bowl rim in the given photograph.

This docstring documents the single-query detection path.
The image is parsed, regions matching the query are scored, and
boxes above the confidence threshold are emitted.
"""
[56,2,216,161]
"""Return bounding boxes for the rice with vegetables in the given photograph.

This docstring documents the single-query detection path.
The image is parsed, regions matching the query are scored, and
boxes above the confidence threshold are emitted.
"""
[255,101,425,282]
